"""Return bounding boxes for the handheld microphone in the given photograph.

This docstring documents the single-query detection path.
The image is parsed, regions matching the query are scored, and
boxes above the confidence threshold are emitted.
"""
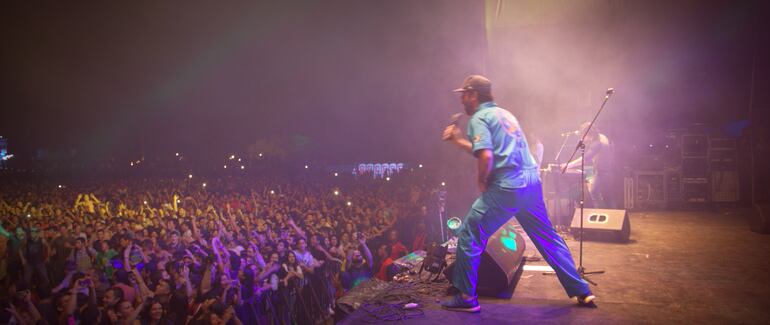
[449,113,462,126]
[605,88,615,99]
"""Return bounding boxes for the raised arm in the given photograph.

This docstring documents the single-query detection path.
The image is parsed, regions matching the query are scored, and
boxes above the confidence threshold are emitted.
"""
[358,234,373,270]
[130,266,153,299]
[180,265,194,298]
[287,219,306,240]
[199,260,213,294]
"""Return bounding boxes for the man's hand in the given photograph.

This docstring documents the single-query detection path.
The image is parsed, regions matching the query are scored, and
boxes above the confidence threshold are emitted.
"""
[443,123,473,153]
[180,265,190,279]
[442,124,461,142]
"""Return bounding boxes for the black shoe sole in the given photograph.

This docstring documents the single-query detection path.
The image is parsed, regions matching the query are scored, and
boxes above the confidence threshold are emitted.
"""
[442,305,481,313]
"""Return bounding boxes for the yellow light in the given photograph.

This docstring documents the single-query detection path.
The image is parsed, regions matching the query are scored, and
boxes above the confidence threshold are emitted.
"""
[333,190,339,196]
[143,201,148,205]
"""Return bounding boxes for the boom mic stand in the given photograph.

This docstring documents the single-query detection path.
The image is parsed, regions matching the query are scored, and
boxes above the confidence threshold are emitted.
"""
[560,88,615,285]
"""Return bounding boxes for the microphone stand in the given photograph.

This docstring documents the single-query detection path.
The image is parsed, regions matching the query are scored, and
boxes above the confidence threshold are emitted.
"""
[551,133,574,230]
[554,133,573,164]
[560,88,614,285]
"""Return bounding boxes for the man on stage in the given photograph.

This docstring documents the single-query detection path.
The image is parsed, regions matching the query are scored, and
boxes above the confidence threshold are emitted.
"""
[441,75,596,312]
[562,122,618,209]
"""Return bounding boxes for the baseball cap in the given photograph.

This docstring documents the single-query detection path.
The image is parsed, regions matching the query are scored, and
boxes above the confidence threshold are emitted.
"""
[452,75,492,95]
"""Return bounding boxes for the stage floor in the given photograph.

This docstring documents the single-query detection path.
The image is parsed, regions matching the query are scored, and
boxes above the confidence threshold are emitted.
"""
[339,209,770,324]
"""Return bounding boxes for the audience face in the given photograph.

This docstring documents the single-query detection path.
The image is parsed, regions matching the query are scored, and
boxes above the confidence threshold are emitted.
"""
[351,250,363,266]
[378,245,389,259]
[287,252,297,265]
[118,300,134,318]
[103,289,120,308]
[269,252,279,264]
[149,302,164,321]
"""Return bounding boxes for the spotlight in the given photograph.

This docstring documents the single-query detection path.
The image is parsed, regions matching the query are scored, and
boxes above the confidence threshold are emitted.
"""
[177,199,181,204]
[230,155,235,160]
[224,165,227,169]
[334,172,338,177]
[346,201,352,206]
[304,165,309,169]
[57,185,62,189]
[386,177,390,181]
[238,158,241,162]
[143,200,148,205]
[259,153,263,157]
[333,190,339,196]
[441,181,446,186]
[418,164,423,168]
[270,190,275,195]
[240,165,245,170]
[130,162,134,167]
[202,183,207,188]
[188,174,193,179]
[447,217,462,231]
[175,152,179,157]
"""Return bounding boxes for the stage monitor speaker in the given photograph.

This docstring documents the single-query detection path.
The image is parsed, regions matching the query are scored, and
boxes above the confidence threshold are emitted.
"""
[571,208,630,243]
[444,218,526,298]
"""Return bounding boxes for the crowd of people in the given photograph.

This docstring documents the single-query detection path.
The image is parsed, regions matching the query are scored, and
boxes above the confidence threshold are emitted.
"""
[0,175,436,324]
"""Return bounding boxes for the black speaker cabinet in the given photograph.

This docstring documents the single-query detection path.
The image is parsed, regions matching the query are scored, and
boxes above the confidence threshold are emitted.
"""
[571,208,631,243]
[445,218,526,298]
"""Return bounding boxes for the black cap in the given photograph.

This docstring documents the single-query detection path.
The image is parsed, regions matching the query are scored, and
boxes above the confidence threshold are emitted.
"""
[452,75,492,95]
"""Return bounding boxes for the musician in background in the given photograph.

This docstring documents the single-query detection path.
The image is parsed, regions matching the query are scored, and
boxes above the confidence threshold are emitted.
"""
[528,132,544,169]
[562,122,618,208]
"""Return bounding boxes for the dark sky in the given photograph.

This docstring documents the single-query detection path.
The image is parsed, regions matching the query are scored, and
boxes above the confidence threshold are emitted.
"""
[1,0,768,165]
[1,1,486,163]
